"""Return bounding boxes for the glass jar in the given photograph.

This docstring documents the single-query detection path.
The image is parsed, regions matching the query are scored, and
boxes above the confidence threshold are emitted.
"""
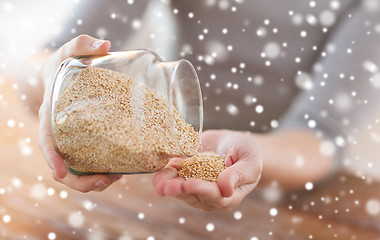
[50,50,203,175]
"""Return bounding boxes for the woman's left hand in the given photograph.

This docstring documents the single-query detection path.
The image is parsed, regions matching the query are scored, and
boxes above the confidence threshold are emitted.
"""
[153,129,263,212]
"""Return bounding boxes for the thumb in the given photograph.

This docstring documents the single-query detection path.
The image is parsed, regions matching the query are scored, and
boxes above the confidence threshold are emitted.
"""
[42,35,111,93]
[216,166,241,198]
[58,34,111,61]
[216,155,262,198]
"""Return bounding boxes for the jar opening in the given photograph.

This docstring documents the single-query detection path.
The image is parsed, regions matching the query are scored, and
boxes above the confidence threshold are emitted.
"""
[168,59,203,157]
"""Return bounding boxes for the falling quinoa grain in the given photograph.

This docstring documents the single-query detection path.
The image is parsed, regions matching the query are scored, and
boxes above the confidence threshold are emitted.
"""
[53,67,199,174]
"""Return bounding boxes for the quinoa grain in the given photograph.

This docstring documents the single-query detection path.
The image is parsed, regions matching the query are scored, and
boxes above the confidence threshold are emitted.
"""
[53,67,199,174]
[178,152,227,182]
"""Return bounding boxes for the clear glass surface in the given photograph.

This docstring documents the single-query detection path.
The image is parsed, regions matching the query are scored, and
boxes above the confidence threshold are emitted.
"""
[50,50,203,175]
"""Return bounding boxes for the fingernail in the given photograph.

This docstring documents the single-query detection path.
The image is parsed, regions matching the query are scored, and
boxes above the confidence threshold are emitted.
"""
[94,179,107,188]
[224,156,233,167]
[92,40,105,49]
[111,175,122,183]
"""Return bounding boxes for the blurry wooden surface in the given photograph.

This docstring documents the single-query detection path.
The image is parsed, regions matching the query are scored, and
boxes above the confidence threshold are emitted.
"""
[0,76,380,240]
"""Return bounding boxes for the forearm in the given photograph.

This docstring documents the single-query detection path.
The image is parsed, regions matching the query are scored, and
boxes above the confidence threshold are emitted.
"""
[255,129,332,190]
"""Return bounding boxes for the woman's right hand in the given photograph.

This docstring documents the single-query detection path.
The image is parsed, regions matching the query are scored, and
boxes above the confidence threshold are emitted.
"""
[38,35,122,192]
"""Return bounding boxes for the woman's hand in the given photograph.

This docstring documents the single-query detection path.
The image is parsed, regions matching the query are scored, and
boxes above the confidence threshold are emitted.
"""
[153,130,263,212]
[38,35,122,192]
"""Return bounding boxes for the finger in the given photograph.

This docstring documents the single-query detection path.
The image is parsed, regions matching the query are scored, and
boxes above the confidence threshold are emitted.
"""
[152,158,183,196]
[153,158,184,196]
[92,174,122,192]
[166,157,184,171]
[217,157,262,198]
[53,172,122,193]
[224,155,234,167]
[153,167,179,196]
[152,167,177,187]
[58,34,111,61]
[38,101,67,178]
[162,178,186,196]
[175,193,203,208]
[182,178,224,205]
[175,193,218,212]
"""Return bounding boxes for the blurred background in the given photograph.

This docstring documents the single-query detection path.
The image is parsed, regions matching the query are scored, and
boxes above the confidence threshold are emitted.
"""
[0,0,380,239]
[0,0,74,73]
